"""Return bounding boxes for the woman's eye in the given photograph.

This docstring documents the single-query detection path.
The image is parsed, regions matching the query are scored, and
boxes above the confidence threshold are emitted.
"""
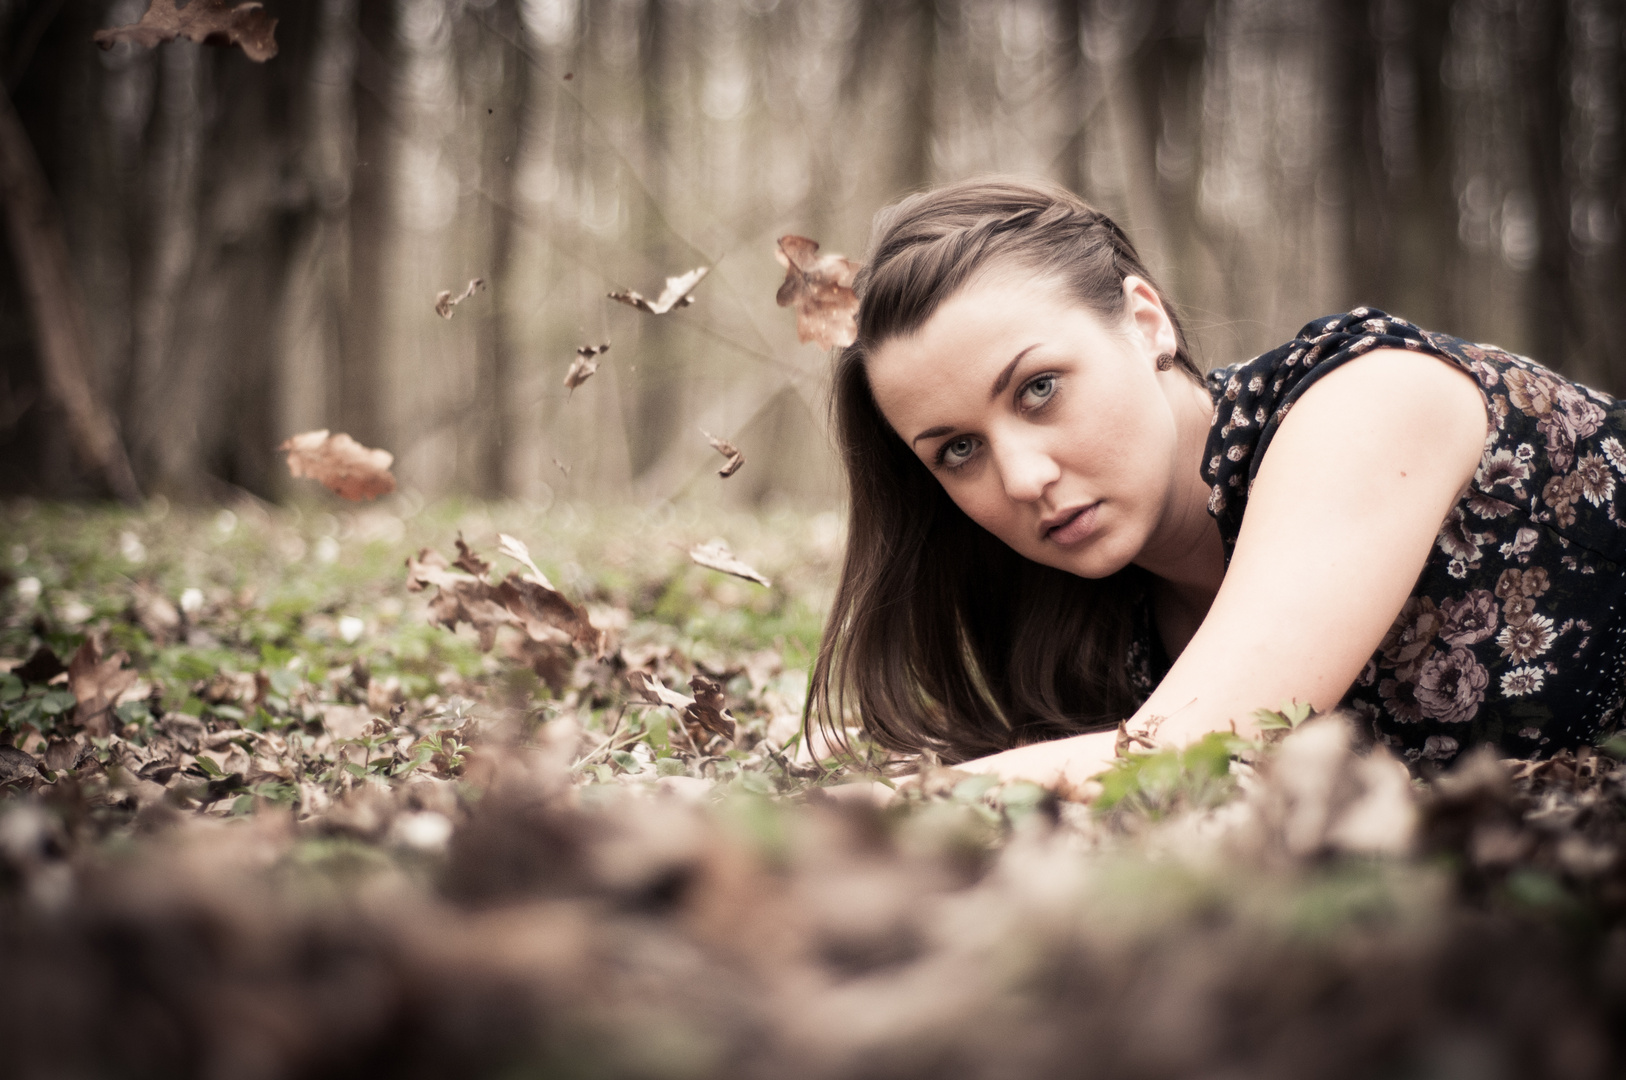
[940,436,978,467]
[1020,375,1056,408]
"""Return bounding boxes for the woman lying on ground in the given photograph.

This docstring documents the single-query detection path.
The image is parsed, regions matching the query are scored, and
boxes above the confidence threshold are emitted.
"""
[804,176,1626,791]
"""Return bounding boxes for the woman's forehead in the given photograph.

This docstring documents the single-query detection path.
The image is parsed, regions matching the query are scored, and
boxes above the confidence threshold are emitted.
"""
[870,274,1108,372]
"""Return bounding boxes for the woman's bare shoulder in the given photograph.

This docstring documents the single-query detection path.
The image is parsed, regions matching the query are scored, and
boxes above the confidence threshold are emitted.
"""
[1287,345,1489,465]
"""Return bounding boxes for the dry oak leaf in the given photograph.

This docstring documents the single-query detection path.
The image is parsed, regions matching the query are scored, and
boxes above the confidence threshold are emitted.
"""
[689,541,771,588]
[775,235,859,350]
[435,278,486,319]
[564,343,610,391]
[702,430,745,478]
[406,549,505,650]
[452,534,494,578]
[627,671,735,741]
[628,669,695,712]
[280,429,396,501]
[608,266,708,315]
[685,673,736,740]
[407,539,606,659]
[94,0,278,62]
[68,638,138,739]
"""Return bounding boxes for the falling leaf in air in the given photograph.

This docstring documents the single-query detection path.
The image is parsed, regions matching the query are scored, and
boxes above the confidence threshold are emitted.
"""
[689,541,771,588]
[702,430,745,478]
[280,430,397,501]
[775,235,859,349]
[435,278,486,319]
[564,343,611,391]
[608,267,709,315]
[68,638,138,739]
[553,458,571,477]
[93,0,279,62]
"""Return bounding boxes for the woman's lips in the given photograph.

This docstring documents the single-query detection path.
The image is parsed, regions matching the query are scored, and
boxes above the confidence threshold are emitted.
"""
[1045,503,1100,546]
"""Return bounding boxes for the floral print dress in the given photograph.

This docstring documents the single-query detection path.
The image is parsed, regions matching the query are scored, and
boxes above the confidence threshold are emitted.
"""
[1195,308,1626,764]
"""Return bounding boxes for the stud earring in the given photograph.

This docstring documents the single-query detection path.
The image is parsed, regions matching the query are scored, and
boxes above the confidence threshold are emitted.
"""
[1156,353,1175,372]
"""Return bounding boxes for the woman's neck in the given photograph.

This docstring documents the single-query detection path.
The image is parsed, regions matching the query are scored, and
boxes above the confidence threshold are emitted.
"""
[1135,375,1227,629]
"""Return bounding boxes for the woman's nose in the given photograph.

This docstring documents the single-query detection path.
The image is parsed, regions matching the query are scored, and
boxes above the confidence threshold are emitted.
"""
[994,438,1060,502]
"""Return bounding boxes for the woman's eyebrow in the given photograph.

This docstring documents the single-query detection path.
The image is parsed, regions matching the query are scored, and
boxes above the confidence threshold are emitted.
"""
[911,425,954,446]
[988,344,1041,400]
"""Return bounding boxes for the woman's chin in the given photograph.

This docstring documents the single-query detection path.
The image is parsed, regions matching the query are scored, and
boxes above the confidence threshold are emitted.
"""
[1024,538,1135,580]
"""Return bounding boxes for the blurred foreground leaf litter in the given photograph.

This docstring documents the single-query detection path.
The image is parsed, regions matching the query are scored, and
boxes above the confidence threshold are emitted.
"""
[3,497,1626,1078]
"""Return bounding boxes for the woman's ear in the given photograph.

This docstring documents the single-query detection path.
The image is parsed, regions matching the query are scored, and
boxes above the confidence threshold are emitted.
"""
[1122,275,1179,365]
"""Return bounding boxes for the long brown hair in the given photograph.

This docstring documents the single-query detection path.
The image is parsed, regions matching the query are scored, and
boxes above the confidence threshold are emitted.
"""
[804,177,1200,766]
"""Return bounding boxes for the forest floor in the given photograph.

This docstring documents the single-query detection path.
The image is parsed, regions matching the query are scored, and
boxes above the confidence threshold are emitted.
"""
[4,497,1626,1079]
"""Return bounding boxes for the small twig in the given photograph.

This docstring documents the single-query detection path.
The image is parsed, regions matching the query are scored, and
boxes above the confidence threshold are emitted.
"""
[571,729,640,773]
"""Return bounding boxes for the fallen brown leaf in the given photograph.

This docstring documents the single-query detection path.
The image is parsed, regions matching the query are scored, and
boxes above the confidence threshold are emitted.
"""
[406,550,509,652]
[608,267,708,315]
[564,343,610,391]
[496,533,553,587]
[452,535,493,578]
[407,538,606,660]
[686,674,736,741]
[689,542,770,588]
[627,671,735,742]
[68,638,138,739]
[93,0,278,62]
[435,278,486,319]
[43,736,92,774]
[702,430,745,478]
[0,745,41,786]
[280,430,396,501]
[628,670,695,712]
[775,235,859,350]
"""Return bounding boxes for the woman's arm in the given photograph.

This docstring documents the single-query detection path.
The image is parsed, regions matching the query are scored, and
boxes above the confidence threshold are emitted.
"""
[955,347,1490,790]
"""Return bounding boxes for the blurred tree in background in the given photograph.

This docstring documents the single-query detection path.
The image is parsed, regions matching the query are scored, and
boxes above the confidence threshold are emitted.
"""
[0,0,1621,504]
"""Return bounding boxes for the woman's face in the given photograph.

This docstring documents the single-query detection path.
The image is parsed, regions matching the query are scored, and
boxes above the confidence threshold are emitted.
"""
[866,271,1188,580]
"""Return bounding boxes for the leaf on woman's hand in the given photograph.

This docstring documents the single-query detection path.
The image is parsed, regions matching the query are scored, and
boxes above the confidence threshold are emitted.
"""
[689,542,770,588]
[701,430,745,478]
[775,235,859,350]
[279,430,396,501]
[564,343,610,391]
[608,267,708,315]
[434,278,485,319]
[94,0,279,62]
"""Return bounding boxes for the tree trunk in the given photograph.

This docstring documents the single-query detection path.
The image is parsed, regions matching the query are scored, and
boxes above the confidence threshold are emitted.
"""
[1517,0,1577,371]
[339,0,394,451]
[0,82,140,503]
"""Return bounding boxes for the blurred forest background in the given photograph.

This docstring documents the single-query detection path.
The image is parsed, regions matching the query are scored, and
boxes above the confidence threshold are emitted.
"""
[0,0,1621,505]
